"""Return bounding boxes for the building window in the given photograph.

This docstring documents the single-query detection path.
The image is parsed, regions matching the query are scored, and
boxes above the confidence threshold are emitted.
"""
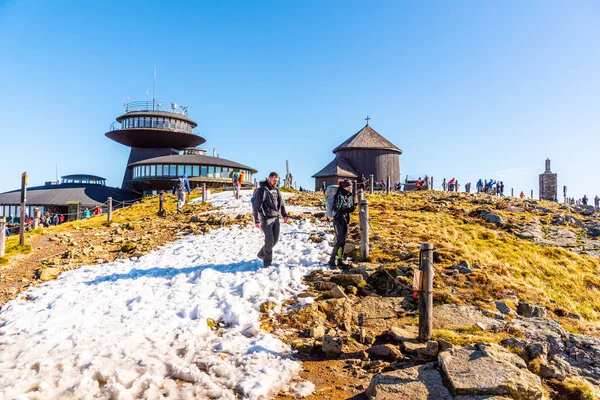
[177,165,184,176]
[208,166,214,178]
[215,167,221,177]
[169,165,177,176]
[201,166,207,176]
[150,165,156,177]
[192,165,199,177]
[185,165,192,177]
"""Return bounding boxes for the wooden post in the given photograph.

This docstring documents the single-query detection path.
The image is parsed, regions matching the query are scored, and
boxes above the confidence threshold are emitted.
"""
[359,199,369,261]
[353,180,357,197]
[358,189,364,203]
[419,243,434,341]
[369,174,374,194]
[431,176,434,190]
[442,178,447,192]
[0,217,5,258]
[511,188,514,197]
[19,172,27,246]
[386,176,391,194]
[531,189,534,199]
[455,180,459,192]
[159,191,164,214]
[33,207,40,230]
[322,181,326,192]
[107,197,113,222]
[202,183,207,203]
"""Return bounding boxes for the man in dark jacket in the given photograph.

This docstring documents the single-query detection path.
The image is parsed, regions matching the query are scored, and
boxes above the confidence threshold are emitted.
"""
[253,172,288,267]
[328,180,356,269]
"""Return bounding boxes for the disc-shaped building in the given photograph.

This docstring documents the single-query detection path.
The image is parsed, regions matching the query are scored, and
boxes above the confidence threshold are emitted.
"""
[312,123,402,190]
[106,101,257,193]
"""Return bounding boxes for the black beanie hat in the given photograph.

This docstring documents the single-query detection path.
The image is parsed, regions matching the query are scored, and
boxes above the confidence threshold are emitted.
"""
[340,181,352,189]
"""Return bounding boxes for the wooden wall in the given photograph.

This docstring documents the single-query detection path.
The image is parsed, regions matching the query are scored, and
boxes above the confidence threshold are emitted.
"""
[338,149,400,186]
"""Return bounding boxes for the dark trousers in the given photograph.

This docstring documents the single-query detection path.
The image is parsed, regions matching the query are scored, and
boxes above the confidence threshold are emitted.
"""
[331,219,348,260]
[258,217,280,266]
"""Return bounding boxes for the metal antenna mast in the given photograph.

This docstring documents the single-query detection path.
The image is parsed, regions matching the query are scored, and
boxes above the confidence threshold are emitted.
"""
[153,65,157,111]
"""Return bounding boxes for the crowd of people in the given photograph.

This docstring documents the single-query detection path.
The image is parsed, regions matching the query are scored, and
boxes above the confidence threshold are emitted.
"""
[564,195,600,207]
[475,179,505,196]
[4,205,104,236]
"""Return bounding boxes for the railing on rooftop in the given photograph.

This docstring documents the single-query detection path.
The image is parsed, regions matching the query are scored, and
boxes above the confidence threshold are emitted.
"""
[109,120,200,134]
[124,100,189,116]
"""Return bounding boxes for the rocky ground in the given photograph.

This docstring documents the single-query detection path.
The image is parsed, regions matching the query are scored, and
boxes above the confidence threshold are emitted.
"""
[270,263,600,399]
[271,191,600,399]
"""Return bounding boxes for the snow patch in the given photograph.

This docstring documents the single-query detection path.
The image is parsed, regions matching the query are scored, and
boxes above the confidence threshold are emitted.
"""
[0,198,331,398]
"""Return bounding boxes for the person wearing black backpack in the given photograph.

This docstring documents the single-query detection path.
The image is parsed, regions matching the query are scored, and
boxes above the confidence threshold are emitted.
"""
[172,174,191,213]
[253,172,288,267]
[328,180,356,269]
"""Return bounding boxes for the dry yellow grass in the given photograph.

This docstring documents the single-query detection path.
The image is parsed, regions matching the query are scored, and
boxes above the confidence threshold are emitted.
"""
[0,190,211,265]
[346,191,600,330]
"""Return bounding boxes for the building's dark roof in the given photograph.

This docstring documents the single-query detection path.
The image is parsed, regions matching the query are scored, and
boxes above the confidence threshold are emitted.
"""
[61,174,106,180]
[105,129,206,149]
[0,184,138,207]
[129,154,258,173]
[116,111,197,127]
[312,157,358,178]
[333,124,402,154]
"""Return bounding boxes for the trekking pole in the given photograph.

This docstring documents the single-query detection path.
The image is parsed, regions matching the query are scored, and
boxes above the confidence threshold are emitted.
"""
[0,217,6,258]
[107,197,113,222]
[418,243,434,341]
[359,199,369,261]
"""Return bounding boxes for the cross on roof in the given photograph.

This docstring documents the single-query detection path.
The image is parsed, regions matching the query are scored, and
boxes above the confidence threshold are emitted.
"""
[365,115,371,125]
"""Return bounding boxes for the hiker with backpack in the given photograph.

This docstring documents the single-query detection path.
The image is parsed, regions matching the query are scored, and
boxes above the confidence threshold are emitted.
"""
[232,171,241,199]
[253,172,288,268]
[172,174,191,213]
[327,180,356,269]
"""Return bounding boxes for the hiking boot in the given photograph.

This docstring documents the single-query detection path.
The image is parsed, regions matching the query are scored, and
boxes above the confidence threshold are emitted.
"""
[337,259,351,269]
[327,258,337,268]
[257,251,264,260]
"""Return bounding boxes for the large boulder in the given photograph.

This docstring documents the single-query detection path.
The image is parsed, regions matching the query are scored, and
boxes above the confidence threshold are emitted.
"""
[39,267,60,281]
[433,304,505,331]
[482,213,506,227]
[366,363,453,400]
[439,343,546,399]
[352,297,405,332]
[587,224,600,237]
[330,273,364,287]
[321,334,343,357]
[510,318,600,387]
[517,302,547,318]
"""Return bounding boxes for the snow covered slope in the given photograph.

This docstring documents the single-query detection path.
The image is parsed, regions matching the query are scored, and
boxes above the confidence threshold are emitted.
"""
[0,190,330,399]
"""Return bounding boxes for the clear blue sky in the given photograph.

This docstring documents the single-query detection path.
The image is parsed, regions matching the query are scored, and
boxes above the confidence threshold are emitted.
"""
[1,1,598,199]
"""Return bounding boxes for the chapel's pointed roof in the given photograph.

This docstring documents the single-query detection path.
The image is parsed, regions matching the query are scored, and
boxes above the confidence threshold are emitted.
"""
[332,124,402,154]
